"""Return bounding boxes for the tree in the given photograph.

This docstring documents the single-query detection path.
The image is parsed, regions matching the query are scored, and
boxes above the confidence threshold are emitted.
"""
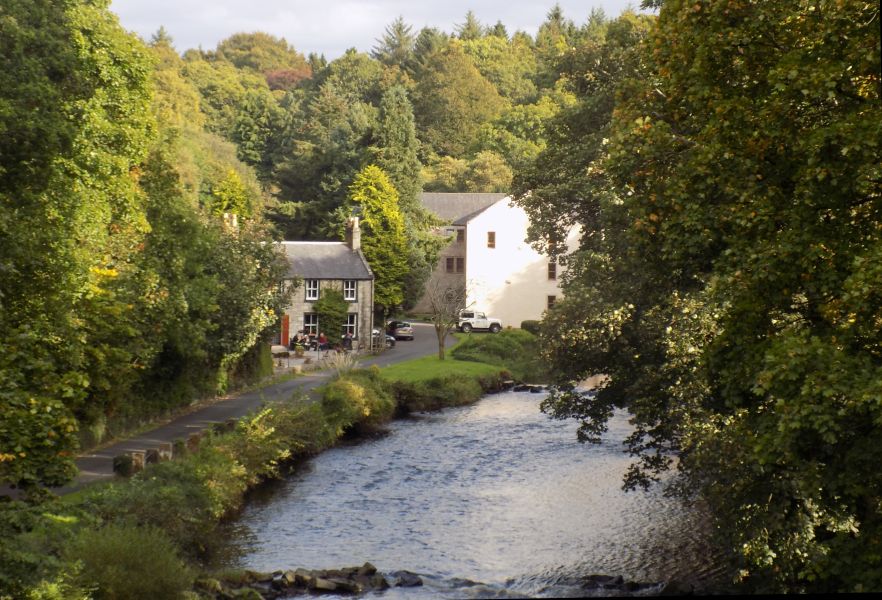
[461,34,538,103]
[372,17,416,70]
[412,42,508,157]
[0,0,155,488]
[423,280,469,360]
[345,166,409,316]
[313,288,349,343]
[215,32,310,76]
[372,86,422,215]
[521,0,882,592]
[456,11,485,41]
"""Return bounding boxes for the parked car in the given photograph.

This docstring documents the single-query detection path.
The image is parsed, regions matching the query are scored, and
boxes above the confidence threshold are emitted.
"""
[386,320,414,340]
[372,328,396,348]
[458,310,502,333]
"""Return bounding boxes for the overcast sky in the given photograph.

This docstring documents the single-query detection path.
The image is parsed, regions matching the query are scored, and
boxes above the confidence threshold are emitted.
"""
[110,1,646,59]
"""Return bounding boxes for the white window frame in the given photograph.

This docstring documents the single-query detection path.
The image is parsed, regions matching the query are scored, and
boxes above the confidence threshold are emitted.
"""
[303,313,319,336]
[345,313,358,337]
[343,280,357,301]
[305,279,319,301]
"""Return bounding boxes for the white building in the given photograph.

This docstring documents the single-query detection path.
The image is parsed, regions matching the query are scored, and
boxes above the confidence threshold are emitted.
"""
[413,193,579,327]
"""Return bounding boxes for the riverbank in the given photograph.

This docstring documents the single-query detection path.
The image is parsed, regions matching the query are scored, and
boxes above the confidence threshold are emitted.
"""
[0,331,531,599]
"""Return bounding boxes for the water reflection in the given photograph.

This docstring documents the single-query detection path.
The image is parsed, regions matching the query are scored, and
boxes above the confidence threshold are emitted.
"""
[232,391,724,596]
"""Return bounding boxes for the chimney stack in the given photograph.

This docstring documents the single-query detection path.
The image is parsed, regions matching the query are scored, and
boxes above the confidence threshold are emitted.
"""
[345,216,361,251]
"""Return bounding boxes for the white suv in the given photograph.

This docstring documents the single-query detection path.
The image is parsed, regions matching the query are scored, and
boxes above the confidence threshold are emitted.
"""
[458,310,503,333]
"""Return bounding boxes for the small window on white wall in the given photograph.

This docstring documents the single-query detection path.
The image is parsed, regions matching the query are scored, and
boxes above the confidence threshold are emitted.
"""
[343,280,357,301]
[305,279,319,300]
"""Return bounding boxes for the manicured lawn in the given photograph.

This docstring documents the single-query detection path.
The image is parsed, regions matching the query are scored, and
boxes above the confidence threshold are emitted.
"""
[377,354,502,383]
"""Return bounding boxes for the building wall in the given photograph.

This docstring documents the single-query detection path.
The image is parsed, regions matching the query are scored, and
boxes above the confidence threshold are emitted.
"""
[280,278,374,347]
[465,199,579,327]
[411,226,467,314]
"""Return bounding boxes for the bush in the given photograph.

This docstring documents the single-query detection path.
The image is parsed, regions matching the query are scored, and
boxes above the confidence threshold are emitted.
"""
[451,329,547,382]
[63,524,192,600]
[320,369,395,435]
[393,375,484,413]
[520,320,540,335]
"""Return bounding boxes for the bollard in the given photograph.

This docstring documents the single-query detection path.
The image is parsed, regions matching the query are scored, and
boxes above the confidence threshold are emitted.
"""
[158,442,173,461]
[130,450,145,474]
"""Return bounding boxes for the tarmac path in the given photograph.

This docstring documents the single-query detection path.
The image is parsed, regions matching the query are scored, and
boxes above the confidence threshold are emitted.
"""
[54,322,454,494]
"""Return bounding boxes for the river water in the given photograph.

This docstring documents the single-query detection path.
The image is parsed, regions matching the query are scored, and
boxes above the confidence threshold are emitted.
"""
[231,390,726,597]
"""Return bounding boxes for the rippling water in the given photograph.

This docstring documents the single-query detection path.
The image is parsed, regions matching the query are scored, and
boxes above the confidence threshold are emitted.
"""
[232,390,726,597]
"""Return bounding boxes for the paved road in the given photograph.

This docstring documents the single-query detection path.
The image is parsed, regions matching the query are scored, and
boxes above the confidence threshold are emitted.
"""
[55,322,453,494]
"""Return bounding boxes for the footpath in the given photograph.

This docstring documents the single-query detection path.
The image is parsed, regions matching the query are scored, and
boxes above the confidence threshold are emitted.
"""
[49,323,448,495]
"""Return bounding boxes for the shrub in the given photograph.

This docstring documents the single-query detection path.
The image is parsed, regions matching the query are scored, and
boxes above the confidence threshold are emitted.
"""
[0,500,88,599]
[521,320,540,335]
[451,329,547,382]
[320,370,395,435]
[63,524,192,600]
[393,375,484,413]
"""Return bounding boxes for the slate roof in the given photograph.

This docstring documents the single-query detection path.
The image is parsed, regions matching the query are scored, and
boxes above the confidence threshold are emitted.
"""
[420,192,508,225]
[279,242,373,280]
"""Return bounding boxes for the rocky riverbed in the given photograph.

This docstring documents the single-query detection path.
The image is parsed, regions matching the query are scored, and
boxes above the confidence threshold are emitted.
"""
[195,563,697,598]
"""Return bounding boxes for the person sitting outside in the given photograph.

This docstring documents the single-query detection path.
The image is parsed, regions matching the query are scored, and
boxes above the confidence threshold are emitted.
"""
[342,331,353,352]
[290,330,308,351]
[317,332,329,355]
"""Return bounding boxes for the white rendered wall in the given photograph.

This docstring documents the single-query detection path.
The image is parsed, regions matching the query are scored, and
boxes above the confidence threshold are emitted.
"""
[465,198,579,327]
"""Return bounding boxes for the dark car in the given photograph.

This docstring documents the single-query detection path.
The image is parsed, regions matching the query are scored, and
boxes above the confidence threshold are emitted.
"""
[386,320,414,341]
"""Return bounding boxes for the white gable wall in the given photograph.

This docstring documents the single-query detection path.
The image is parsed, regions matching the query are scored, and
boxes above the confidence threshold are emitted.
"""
[464,197,578,327]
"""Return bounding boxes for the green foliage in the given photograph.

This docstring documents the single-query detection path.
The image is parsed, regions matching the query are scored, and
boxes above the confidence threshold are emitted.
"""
[392,376,484,414]
[320,369,396,435]
[215,32,309,75]
[0,0,155,487]
[0,500,86,599]
[461,34,538,103]
[62,524,192,600]
[413,42,508,157]
[314,287,349,340]
[372,17,416,70]
[520,320,541,335]
[452,329,546,382]
[521,0,882,592]
[346,165,409,313]
[422,152,512,193]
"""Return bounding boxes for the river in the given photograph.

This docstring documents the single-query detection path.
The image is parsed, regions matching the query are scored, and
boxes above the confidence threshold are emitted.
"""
[229,389,727,597]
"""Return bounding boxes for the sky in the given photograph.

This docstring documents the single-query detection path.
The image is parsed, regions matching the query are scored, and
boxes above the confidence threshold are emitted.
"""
[109,1,646,59]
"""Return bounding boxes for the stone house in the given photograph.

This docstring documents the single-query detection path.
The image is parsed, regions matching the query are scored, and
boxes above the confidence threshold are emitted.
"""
[275,218,375,347]
[413,192,579,327]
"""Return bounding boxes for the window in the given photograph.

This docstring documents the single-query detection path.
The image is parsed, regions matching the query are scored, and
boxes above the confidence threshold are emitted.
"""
[343,280,357,301]
[303,313,319,336]
[547,295,557,310]
[487,231,496,248]
[446,257,465,273]
[345,313,358,337]
[548,261,557,280]
[305,279,319,301]
[456,229,464,243]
